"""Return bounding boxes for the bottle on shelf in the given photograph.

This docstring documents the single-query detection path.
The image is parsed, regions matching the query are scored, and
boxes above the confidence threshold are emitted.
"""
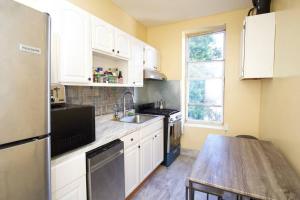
[118,71,123,84]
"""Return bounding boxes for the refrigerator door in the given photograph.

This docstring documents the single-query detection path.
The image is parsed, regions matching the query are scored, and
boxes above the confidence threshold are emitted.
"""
[0,136,51,200]
[0,0,50,145]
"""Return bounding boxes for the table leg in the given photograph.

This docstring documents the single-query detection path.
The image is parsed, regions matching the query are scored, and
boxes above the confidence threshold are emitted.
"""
[189,181,195,200]
[186,186,188,200]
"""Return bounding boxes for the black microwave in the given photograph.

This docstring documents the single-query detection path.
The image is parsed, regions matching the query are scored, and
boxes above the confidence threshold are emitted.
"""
[51,104,95,157]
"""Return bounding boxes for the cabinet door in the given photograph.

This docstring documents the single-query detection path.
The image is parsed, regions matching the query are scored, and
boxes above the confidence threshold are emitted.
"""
[152,129,164,169]
[124,144,140,197]
[144,45,160,71]
[51,1,92,83]
[140,136,153,181]
[242,13,275,79]
[14,0,46,11]
[128,39,144,86]
[115,30,130,59]
[52,176,87,200]
[91,16,115,55]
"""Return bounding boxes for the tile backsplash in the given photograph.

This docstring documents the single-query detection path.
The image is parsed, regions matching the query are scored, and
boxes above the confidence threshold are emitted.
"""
[66,86,134,116]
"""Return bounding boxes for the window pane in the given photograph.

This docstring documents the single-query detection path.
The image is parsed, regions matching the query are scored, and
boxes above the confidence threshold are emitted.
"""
[188,31,224,62]
[188,79,223,106]
[187,61,224,79]
[188,80,205,104]
[188,106,223,122]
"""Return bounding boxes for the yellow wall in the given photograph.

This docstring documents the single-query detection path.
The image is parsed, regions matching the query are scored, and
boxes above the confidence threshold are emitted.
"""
[260,0,300,175]
[68,0,147,41]
[147,9,262,149]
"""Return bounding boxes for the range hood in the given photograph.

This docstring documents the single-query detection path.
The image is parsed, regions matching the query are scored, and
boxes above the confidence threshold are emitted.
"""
[144,70,167,80]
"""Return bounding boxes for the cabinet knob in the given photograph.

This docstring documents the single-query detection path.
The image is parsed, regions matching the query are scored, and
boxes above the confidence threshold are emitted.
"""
[112,49,115,52]
[88,77,91,81]
[131,138,134,141]
[138,145,140,148]
[117,50,120,54]
[155,135,157,138]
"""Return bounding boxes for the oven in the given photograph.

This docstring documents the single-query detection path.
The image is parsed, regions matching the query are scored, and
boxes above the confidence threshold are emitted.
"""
[165,112,182,166]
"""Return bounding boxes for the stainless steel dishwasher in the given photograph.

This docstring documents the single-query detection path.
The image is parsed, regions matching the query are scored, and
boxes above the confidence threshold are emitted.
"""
[86,139,125,200]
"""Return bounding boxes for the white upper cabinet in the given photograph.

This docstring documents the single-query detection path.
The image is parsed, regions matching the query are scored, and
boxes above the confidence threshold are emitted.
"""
[144,45,160,71]
[50,1,92,84]
[44,0,159,86]
[241,13,275,79]
[115,30,130,59]
[91,16,115,55]
[128,38,144,87]
[13,0,46,11]
[91,16,130,60]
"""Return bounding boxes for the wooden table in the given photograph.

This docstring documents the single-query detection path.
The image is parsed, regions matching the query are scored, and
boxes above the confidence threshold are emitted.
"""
[187,135,300,200]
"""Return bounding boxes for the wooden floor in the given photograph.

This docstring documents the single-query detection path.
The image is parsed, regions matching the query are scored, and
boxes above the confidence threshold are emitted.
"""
[129,149,219,200]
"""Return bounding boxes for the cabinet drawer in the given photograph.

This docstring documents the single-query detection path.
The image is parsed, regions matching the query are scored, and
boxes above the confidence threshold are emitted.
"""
[52,175,87,200]
[140,120,163,139]
[121,130,140,149]
[51,153,86,192]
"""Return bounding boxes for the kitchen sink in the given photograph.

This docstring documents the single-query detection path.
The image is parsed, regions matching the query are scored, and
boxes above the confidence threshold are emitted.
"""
[119,114,157,124]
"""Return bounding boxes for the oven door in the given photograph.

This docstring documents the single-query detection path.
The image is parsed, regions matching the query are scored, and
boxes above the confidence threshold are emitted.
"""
[167,119,182,153]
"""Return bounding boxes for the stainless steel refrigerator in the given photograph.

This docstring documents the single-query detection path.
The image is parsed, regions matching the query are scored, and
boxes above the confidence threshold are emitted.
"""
[0,0,51,199]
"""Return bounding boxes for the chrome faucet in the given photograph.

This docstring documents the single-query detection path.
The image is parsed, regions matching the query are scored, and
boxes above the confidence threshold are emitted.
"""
[122,91,135,117]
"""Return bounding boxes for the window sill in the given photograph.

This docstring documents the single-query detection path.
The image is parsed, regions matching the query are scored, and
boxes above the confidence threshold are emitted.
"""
[184,122,227,131]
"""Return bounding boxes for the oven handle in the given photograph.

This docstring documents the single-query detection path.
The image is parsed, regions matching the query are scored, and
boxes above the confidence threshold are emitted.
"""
[169,118,182,126]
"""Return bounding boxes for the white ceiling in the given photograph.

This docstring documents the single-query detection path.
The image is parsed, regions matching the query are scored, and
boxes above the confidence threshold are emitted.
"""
[112,0,252,26]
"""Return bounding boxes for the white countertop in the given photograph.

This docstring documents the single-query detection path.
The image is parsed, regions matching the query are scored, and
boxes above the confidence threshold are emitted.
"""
[51,114,164,166]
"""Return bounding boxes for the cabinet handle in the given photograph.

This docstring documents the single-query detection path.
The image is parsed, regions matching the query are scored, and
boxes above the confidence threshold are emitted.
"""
[131,138,134,141]
[112,49,115,52]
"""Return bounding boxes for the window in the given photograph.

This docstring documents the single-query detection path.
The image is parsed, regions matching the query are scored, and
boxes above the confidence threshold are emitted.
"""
[185,31,225,124]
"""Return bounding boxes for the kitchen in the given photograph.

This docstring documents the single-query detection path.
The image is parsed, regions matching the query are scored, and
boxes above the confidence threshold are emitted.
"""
[0,0,300,200]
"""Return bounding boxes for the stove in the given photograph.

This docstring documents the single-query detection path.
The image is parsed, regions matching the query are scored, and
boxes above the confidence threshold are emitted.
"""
[138,103,179,116]
[140,108,178,117]
[138,103,182,167]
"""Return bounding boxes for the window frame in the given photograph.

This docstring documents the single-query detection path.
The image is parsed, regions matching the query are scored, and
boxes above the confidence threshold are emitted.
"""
[185,30,226,125]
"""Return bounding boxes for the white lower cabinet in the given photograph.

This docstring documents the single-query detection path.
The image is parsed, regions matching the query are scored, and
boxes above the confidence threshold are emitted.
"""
[124,144,140,197]
[140,135,154,181]
[152,129,164,168]
[51,153,87,200]
[51,119,163,200]
[52,176,86,200]
[122,119,164,198]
